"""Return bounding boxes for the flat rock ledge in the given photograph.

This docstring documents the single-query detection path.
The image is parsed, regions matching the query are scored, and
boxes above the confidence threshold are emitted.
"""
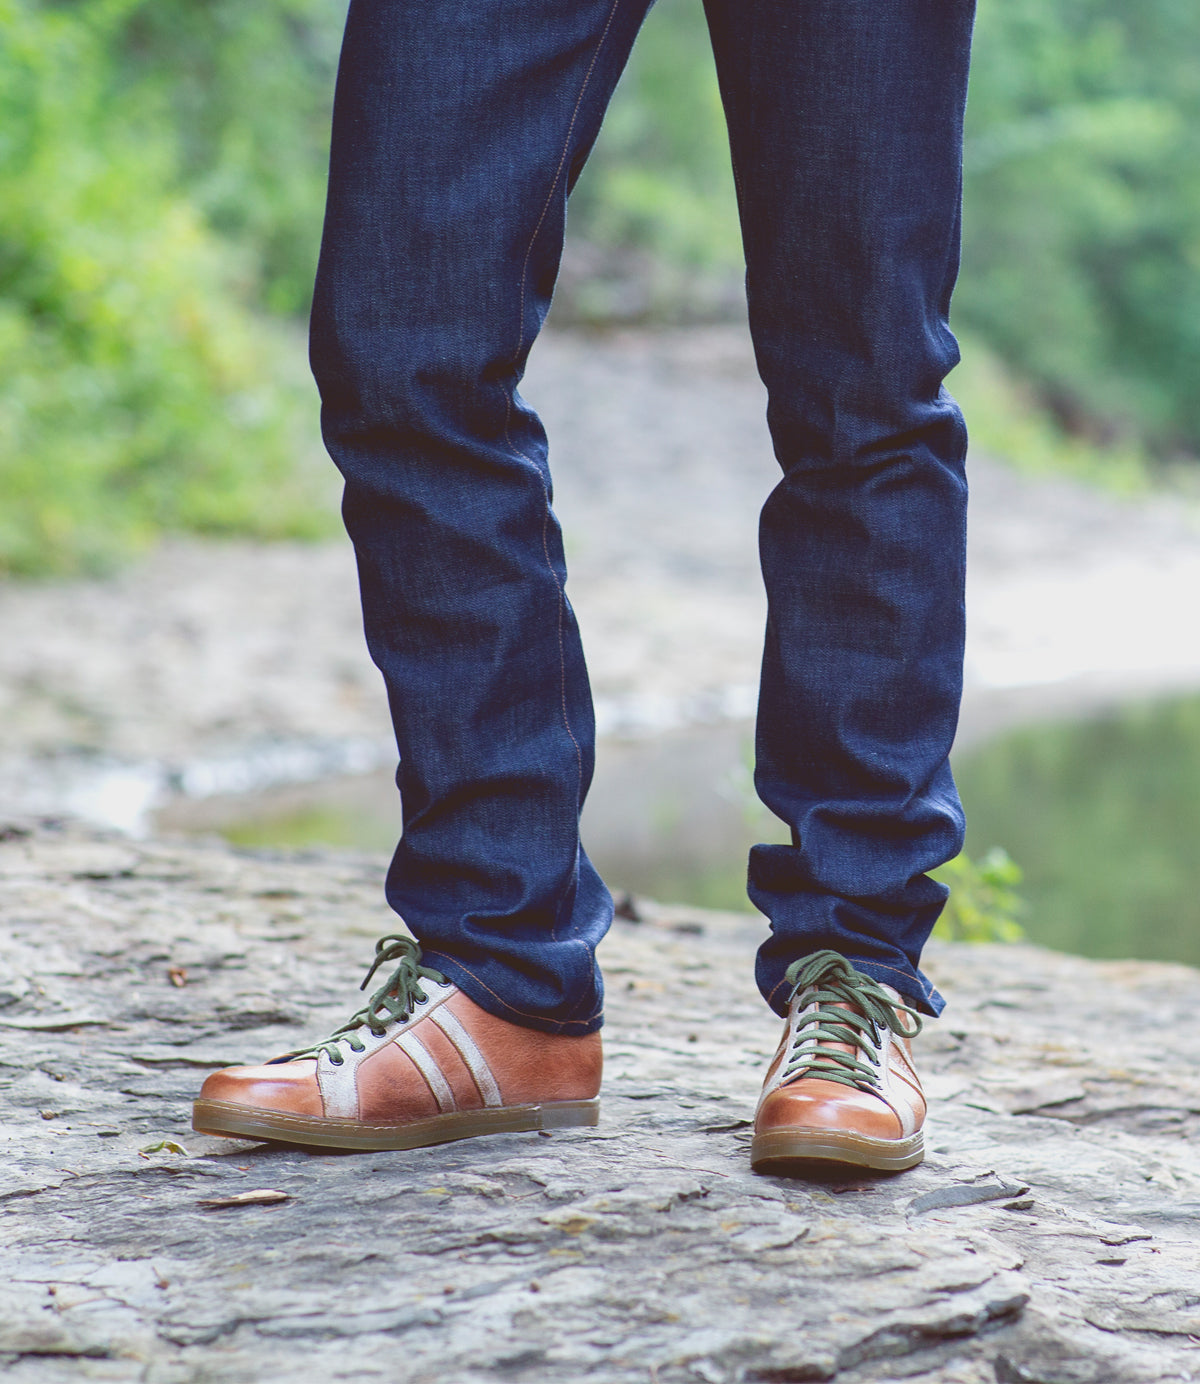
[2,821,1199,1384]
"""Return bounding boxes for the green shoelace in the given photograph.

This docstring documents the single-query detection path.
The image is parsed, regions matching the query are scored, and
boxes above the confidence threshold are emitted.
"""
[780,950,922,1093]
[285,935,447,1067]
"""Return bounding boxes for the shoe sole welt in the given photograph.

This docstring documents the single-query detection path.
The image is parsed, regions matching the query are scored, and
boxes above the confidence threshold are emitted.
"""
[750,1126,924,1173]
[192,1097,599,1151]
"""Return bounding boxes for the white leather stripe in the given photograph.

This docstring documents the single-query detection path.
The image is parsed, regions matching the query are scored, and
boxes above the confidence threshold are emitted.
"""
[317,1048,361,1120]
[315,1023,400,1120]
[431,1008,503,1107]
[395,1032,455,1113]
[311,982,462,1119]
[878,1030,919,1136]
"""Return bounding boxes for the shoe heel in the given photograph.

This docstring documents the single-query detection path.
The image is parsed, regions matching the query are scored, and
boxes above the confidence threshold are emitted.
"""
[537,1099,600,1130]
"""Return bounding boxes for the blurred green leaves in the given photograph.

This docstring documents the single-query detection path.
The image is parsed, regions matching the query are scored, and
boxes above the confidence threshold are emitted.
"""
[932,849,1027,945]
[106,0,342,316]
[568,1,740,272]
[958,0,1200,457]
[0,0,335,574]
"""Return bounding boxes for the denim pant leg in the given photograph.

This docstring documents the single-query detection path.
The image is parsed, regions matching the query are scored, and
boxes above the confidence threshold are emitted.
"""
[309,0,653,1034]
[704,0,976,1016]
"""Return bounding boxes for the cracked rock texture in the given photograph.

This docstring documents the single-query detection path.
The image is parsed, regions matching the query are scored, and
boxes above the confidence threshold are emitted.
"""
[3,820,1199,1382]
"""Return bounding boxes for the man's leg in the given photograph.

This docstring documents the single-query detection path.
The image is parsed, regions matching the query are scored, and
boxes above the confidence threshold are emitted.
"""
[703,0,975,1167]
[309,0,655,1036]
[194,0,654,1149]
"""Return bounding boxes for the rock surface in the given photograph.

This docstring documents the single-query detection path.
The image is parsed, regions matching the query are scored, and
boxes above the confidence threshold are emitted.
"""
[3,819,1199,1383]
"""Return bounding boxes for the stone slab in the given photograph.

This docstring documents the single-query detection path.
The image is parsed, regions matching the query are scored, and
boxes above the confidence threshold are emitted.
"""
[2,820,1199,1382]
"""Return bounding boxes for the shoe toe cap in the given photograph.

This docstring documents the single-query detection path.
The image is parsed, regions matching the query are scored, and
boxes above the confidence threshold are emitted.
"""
[757,1077,904,1141]
[199,1059,323,1118]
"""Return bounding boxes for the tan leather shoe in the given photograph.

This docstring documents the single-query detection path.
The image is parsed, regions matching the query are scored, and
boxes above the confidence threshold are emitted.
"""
[751,951,926,1173]
[193,936,601,1151]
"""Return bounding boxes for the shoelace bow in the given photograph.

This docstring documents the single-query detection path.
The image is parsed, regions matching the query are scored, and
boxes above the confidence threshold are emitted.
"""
[283,935,447,1067]
[780,950,922,1093]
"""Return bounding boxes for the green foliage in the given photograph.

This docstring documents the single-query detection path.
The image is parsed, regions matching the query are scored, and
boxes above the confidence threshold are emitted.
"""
[569,2,741,273]
[950,332,1153,494]
[139,1138,188,1156]
[105,0,340,316]
[931,849,1027,944]
[0,0,332,575]
[959,0,1200,458]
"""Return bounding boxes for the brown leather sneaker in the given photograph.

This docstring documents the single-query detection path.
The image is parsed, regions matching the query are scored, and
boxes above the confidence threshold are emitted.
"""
[751,951,926,1174]
[193,936,601,1151]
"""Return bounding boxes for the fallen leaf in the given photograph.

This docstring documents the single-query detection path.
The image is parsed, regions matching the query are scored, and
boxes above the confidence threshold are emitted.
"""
[0,1015,109,1031]
[139,1139,188,1158]
[199,1189,290,1210]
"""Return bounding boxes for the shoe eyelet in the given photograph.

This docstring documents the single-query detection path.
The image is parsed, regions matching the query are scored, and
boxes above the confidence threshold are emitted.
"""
[370,1027,385,1039]
[331,1055,344,1067]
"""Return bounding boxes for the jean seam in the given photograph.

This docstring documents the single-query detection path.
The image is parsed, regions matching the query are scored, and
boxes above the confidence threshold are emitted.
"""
[866,959,935,999]
[441,955,603,1031]
[766,974,792,1010]
[500,0,624,946]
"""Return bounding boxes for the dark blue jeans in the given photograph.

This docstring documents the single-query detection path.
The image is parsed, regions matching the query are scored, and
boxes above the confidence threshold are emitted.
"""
[310,0,974,1034]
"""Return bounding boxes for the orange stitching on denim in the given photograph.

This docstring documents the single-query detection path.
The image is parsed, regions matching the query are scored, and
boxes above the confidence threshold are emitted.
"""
[766,975,791,1009]
[446,957,602,1031]
[866,959,936,999]
[500,0,624,942]
[511,0,622,368]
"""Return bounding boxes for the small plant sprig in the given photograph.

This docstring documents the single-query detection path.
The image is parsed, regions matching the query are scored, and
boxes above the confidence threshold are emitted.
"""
[932,848,1027,944]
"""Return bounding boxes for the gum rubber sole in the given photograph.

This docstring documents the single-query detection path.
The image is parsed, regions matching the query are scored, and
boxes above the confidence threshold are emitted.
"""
[750,1126,924,1173]
[192,1097,599,1151]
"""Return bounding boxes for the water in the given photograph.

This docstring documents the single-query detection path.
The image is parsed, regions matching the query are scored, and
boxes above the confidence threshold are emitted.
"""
[955,694,1200,967]
[179,694,1200,969]
[195,722,787,911]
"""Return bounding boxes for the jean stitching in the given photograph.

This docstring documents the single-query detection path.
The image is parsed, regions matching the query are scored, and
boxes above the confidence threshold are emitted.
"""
[443,956,603,1030]
[766,975,792,1009]
[500,0,623,946]
[867,959,935,998]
